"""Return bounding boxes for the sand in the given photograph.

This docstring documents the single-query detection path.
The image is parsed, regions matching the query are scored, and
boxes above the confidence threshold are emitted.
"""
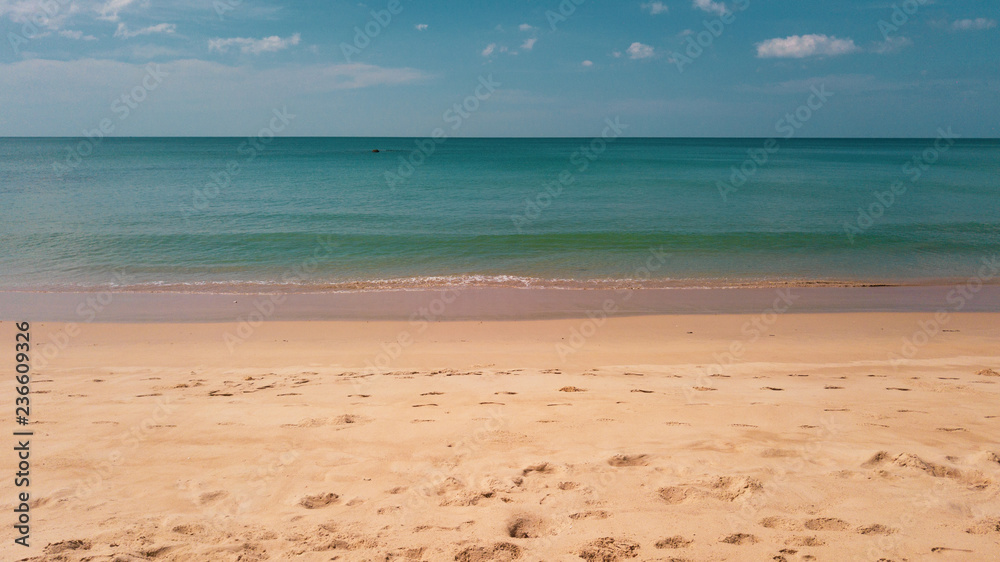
[5,313,1000,561]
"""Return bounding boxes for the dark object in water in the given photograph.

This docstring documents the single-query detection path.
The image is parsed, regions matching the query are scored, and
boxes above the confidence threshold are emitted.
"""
[372,149,380,153]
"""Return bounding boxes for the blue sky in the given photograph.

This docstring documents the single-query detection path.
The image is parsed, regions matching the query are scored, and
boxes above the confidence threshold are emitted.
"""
[0,0,997,136]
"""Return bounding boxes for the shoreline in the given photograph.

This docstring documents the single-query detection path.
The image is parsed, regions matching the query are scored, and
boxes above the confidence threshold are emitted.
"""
[3,283,1000,322]
[2,275,996,294]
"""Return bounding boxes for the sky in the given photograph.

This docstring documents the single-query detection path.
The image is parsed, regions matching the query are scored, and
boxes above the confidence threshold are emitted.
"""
[0,0,998,137]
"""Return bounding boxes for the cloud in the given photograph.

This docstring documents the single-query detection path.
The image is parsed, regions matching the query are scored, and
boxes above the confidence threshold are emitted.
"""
[415,23,428,30]
[627,41,655,59]
[114,22,176,39]
[521,37,537,51]
[519,23,533,31]
[756,34,860,58]
[950,18,997,31]
[0,0,80,30]
[641,1,669,15]
[481,42,496,57]
[59,29,97,40]
[872,36,912,54]
[0,58,426,102]
[581,60,594,67]
[209,33,301,55]
[692,0,727,16]
[96,0,137,21]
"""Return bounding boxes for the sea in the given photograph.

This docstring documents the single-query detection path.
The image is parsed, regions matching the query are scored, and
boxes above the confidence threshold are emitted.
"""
[1,137,998,292]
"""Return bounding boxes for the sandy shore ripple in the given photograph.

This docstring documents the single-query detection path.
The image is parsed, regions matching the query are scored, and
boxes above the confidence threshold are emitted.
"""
[4,313,999,561]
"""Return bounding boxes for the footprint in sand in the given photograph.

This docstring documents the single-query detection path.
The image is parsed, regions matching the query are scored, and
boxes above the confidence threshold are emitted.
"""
[578,537,640,561]
[559,386,587,392]
[630,389,654,393]
[455,542,521,562]
[721,533,758,545]
[299,493,340,509]
[558,481,579,490]
[198,491,227,504]
[785,536,825,547]
[655,536,693,549]
[171,524,206,535]
[824,386,844,390]
[570,510,610,520]
[333,414,370,425]
[761,387,784,391]
[608,454,649,467]
[496,391,518,395]
[506,515,548,538]
[759,516,802,531]
[887,387,911,391]
[44,540,92,554]
[965,517,1000,534]
[137,546,174,558]
[522,463,557,476]
[412,403,438,407]
[658,486,689,504]
[804,517,851,531]
[421,391,444,396]
[856,524,896,535]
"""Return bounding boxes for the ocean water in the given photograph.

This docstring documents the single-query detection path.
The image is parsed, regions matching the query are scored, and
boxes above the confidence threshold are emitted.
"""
[1,137,998,292]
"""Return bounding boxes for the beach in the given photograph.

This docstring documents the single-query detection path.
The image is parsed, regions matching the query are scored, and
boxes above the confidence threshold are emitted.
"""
[7,307,1000,561]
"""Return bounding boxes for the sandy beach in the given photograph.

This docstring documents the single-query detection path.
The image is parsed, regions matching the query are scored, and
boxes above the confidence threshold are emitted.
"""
[5,311,1000,561]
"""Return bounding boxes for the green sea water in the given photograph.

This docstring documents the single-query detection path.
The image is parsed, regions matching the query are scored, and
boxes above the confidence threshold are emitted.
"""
[1,137,997,291]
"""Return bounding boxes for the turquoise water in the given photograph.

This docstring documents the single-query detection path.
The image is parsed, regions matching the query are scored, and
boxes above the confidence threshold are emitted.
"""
[1,137,997,291]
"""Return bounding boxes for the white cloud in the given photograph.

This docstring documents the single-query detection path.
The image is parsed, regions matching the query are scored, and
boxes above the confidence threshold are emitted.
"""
[756,34,860,58]
[0,58,426,100]
[641,1,669,15]
[951,18,997,31]
[581,60,594,67]
[0,0,80,30]
[626,41,655,59]
[872,36,912,54]
[58,29,97,40]
[519,23,533,31]
[415,23,428,31]
[521,37,537,51]
[96,0,137,21]
[692,0,727,16]
[481,42,496,57]
[209,33,301,55]
[114,22,176,39]
[612,50,622,58]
